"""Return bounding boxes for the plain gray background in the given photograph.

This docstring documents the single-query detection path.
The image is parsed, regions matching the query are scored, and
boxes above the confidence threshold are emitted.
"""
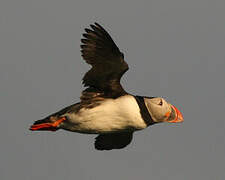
[0,0,224,179]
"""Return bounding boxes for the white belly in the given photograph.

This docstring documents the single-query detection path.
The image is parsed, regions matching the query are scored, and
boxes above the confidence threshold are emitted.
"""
[64,95,147,134]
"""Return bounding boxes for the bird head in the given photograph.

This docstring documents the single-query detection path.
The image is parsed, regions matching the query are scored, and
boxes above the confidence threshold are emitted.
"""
[144,97,183,123]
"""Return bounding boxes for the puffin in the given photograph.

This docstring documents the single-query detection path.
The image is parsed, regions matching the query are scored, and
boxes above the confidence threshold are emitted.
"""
[30,23,183,150]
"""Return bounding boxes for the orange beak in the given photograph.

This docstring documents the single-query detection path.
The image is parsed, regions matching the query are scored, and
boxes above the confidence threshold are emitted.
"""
[168,105,184,123]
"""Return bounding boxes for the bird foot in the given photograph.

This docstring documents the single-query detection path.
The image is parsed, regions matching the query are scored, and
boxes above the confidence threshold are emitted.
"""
[29,117,66,131]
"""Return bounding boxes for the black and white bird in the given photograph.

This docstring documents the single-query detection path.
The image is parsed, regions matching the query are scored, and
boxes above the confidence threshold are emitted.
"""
[30,23,183,150]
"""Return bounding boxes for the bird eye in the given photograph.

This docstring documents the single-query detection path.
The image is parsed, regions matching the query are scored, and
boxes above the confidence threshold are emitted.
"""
[158,99,163,106]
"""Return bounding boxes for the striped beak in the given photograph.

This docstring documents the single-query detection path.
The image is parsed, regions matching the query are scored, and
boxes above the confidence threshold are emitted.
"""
[168,105,184,123]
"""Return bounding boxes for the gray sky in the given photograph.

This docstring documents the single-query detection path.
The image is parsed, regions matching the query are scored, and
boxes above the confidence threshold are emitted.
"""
[0,0,225,179]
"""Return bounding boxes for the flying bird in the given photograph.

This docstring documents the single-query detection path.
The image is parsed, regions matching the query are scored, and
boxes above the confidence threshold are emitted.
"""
[30,23,183,150]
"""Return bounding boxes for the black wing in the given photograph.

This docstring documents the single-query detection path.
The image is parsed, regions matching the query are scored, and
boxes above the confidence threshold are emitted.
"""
[94,132,133,150]
[81,23,129,98]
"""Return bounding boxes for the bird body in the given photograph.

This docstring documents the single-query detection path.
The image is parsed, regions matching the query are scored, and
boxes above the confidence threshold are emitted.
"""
[30,23,183,150]
[61,95,147,134]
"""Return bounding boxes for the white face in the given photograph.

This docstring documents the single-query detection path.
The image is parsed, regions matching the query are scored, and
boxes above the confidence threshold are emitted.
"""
[144,97,173,123]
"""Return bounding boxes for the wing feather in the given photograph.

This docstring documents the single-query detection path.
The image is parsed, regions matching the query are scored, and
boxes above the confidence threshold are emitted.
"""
[95,132,133,150]
[81,23,129,98]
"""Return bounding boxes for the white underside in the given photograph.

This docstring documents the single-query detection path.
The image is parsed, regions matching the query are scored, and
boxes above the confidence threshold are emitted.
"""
[64,95,147,134]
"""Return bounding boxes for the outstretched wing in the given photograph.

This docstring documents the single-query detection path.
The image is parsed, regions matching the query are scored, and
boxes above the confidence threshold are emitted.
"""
[81,23,129,98]
[94,132,133,150]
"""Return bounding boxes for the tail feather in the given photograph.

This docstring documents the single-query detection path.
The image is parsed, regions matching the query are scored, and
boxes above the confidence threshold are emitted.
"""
[33,118,49,125]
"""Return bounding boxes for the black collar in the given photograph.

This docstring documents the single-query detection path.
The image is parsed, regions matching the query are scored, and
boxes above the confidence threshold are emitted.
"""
[134,96,156,126]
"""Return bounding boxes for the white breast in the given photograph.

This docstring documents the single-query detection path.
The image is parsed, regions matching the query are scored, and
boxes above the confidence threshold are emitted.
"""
[64,95,147,134]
